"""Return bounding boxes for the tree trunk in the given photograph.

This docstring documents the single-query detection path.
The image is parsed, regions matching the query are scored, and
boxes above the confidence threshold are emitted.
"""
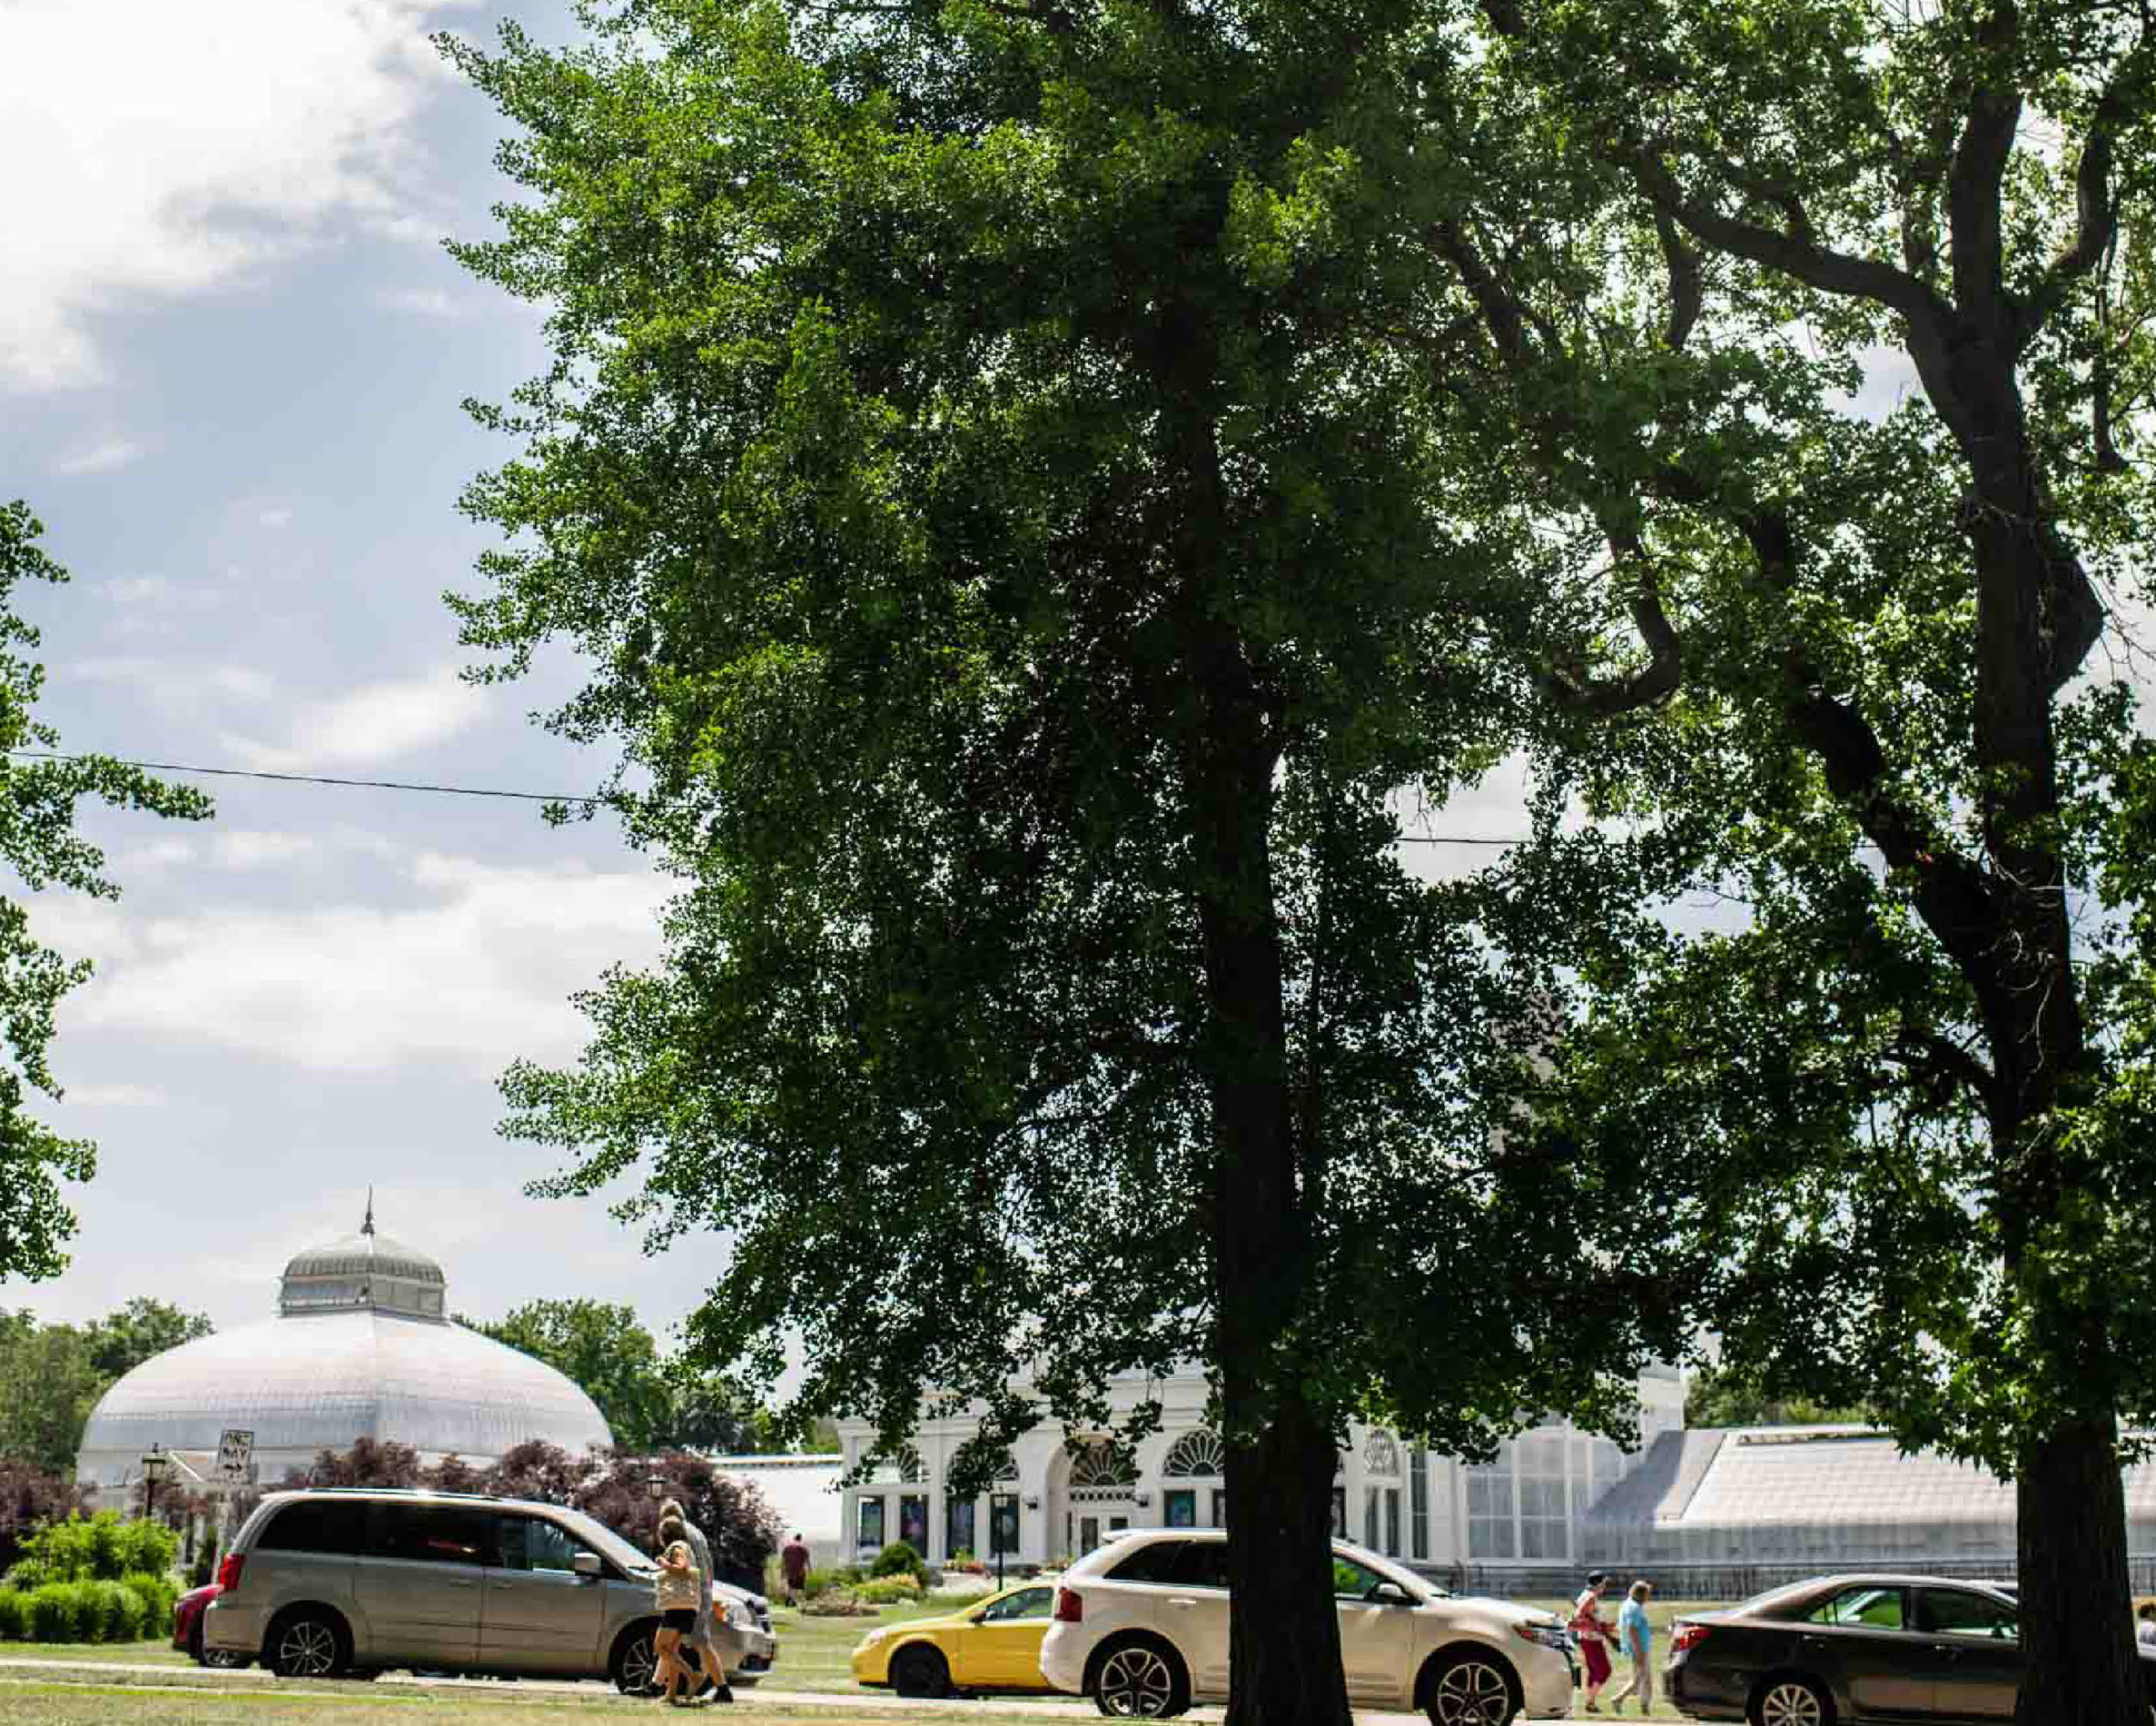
[2015,1418,2140,1726]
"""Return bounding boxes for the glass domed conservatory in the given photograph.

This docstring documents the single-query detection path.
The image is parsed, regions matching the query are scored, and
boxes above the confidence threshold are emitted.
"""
[75,1205,613,1493]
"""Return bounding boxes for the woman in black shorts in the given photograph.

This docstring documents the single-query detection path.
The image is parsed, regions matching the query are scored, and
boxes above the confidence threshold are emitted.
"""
[654,1526,702,1704]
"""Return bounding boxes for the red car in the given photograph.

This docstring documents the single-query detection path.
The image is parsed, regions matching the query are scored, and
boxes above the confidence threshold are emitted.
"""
[173,1583,248,1668]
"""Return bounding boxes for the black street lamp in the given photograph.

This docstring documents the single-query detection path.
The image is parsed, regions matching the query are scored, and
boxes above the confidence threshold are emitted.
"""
[140,1444,170,1526]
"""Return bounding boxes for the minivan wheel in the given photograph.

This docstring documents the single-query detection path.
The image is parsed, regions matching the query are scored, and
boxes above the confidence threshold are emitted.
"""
[1751,1675,1833,1726]
[1424,1650,1518,1726]
[1092,1638,1187,1718]
[268,1610,347,1680]
[611,1625,659,1695]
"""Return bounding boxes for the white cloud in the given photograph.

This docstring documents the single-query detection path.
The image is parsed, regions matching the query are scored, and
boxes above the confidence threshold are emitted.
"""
[56,438,143,475]
[0,0,477,393]
[59,1082,165,1109]
[211,831,318,870]
[258,509,293,528]
[377,287,461,317]
[219,662,488,770]
[104,575,174,604]
[43,853,670,1077]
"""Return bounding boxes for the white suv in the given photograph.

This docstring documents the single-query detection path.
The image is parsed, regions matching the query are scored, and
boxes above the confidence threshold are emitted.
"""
[1038,1529,1575,1723]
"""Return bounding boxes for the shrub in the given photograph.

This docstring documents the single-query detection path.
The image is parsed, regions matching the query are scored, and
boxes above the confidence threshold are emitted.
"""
[93,1579,145,1642]
[0,1589,24,1638]
[8,1510,177,1589]
[855,1575,923,1604]
[124,1571,176,1633]
[869,1540,926,1583]
[26,1584,83,1642]
[115,1516,179,1580]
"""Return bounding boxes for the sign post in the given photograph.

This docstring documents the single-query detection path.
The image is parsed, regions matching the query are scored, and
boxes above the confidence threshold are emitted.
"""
[216,1429,253,1563]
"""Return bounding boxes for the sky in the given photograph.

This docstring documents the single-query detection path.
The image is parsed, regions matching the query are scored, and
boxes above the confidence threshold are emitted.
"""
[0,0,1956,1350]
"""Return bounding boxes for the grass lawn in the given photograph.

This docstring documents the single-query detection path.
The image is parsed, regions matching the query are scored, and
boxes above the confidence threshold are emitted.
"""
[0,1677,1065,1726]
[0,1637,193,1665]
[764,1596,985,1695]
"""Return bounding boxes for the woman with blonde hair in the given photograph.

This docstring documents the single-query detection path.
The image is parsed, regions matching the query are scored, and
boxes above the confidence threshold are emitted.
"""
[652,1520,702,1705]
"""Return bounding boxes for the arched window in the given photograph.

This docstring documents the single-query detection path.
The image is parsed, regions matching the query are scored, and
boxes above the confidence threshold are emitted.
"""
[867,1445,926,1485]
[1363,1429,1401,1478]
[1068,1440,1136,1490]
[1162,1431,1227,1479]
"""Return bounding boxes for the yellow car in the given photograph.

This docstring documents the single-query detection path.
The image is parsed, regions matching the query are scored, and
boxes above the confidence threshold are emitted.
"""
[851,1581,1059,1697]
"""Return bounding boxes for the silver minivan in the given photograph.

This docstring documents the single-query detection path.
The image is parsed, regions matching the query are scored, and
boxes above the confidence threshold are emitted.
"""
[203,1488,778,1690]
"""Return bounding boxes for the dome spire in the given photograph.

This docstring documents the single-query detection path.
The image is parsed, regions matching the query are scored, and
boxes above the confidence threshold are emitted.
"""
[362,1186,375,1237]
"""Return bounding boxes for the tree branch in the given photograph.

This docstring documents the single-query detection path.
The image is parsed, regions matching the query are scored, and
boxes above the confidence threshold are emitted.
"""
[1627,150,1951,324]
[1945,4,2023,327]
[1654,211,1703,351]
[2012,41,2149,351]
[1542,526,1684,715]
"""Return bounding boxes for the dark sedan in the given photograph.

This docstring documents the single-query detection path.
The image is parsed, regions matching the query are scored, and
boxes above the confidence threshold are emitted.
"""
[1665,1573,2155,1724]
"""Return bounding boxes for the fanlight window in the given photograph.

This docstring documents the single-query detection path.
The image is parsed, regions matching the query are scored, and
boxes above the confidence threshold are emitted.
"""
[1068,1441,1136,1489]
[1162,1431,1227,1479]
[1364,1429,1401,1478]
[867,1445,926,1485]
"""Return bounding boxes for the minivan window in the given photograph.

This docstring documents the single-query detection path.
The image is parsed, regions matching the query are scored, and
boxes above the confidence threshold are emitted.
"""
[372,1502,494,1567]
[1107,1540,1189,1584]
[258,1499,367,1556]
[496,1513,595,1574]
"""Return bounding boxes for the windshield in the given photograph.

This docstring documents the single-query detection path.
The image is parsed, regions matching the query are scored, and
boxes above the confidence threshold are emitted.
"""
[547,1504,659,1575]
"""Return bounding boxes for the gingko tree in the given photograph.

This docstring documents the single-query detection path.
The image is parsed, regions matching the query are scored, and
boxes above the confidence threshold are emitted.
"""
[0,504,212,1283]
[442,4,1700,1719]
[1410,3,2156,1720]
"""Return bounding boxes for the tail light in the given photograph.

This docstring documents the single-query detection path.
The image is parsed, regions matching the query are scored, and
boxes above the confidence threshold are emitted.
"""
[1054,1587,1083,1623]
[1672,1622,1710,1653]
[216,1554,245,1595]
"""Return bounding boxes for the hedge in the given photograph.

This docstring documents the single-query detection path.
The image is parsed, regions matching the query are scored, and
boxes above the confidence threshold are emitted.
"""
[0,1571,172,1643]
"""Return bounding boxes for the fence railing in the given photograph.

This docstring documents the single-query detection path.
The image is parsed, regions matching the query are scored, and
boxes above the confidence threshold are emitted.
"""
[1411,1554,2156,1602]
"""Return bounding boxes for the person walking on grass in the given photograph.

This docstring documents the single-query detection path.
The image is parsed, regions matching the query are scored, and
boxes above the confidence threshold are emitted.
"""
[659,1499,735,1704]
[781,1531,811,1606]
[653,1533,702,1706]
[1571,1570,1618,1713]
[1610,1579,1655,1714]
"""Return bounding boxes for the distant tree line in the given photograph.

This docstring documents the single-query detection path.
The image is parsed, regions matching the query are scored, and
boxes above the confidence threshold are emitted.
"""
[458,1297,836,1456]
[0,1298,213,1477]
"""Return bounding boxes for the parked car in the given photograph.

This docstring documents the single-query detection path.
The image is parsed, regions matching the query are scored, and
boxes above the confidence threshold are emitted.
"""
[852,1581,1059,1697]
[173,1582,248,1668]
[1665,1572,2156,1723]
[1037,1528,1576,1722]
[201,1487,776,1690]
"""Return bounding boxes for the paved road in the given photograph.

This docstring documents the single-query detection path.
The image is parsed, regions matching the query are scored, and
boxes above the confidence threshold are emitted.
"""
[0,1655,1437,1723]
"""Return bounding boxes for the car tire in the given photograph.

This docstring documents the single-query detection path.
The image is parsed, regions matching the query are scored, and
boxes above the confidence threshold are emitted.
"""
[266,1608,349,1681]
[1422,1648,1520,1726]
[892,1644,951,1698]
[611,1622,660,1695]
[1089,1634,1189,1718]
[1751,1673,1834,1726]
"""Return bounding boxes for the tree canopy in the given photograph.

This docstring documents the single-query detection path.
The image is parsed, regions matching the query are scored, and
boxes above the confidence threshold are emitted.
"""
[463,1296,787,1454]
[0,502,213,1283]
[444,0,2156,1718]
[0,1299,216,1475]
[443,3,1699,1718]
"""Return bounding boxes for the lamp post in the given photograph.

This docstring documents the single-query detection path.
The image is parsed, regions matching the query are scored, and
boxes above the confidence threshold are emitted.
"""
[140,1444,170,1526]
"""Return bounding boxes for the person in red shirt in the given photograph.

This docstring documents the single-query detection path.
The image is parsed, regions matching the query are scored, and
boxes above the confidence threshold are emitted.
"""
[1570,1570,1619,1713]
[780,1531,811,1606]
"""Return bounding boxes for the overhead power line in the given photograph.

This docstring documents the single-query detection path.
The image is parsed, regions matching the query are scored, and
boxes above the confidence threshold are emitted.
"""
[5,748,1545,842]
[6,749,600,805]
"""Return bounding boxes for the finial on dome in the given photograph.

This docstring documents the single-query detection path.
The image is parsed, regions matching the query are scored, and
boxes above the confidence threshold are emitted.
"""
[362,1186,375,1237]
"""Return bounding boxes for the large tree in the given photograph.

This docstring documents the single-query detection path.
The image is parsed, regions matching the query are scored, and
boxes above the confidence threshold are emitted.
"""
[81,1297,213,1381]
[1422,2,2156,1719]
[0,502,212,1282]
[444,3,1689,1719]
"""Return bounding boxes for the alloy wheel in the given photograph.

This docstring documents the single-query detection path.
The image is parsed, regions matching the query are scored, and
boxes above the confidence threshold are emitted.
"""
[618,1635,658,1693]
[1096,1644,1177,1718]
[1758,1680,1827,1726]
[1429,1656,1514,1726]
[276,1618,338,1678]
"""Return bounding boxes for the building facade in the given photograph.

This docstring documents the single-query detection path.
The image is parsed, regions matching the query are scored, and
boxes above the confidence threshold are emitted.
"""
[835,1362,1684,1574]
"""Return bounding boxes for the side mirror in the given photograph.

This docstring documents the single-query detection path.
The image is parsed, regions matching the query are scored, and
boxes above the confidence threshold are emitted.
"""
[573,1552,602,1578]
[1369,1582,1415,1607]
